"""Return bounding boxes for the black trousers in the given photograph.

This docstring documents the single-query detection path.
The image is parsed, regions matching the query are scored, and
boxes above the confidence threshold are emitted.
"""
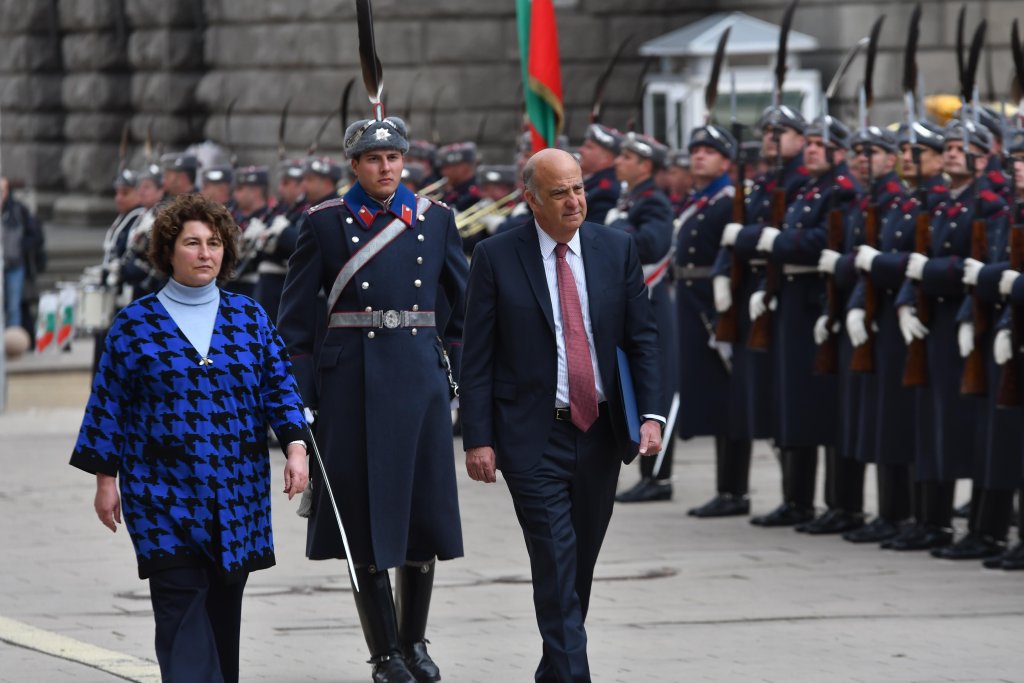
[502,406,619,683]
[149,566,248,683]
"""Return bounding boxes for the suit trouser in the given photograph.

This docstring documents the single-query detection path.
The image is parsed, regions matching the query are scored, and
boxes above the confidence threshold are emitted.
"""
[502,406,619,683]
[149,566,248,683]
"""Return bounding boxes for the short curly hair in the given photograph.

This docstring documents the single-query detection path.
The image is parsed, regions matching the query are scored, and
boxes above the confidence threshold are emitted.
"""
[149,193,239,282]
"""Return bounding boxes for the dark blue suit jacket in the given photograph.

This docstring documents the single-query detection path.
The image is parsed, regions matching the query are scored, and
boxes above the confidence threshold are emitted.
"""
[460,220,661,473]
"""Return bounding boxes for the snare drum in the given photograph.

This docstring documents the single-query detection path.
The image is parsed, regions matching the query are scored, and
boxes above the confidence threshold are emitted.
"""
[77,284,116,332]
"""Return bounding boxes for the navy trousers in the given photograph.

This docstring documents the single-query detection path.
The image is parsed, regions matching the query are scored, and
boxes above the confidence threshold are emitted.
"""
[502,406,620,683]
[149,566,248,683]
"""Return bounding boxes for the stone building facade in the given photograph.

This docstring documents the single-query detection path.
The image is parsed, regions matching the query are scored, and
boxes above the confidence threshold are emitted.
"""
[0,0,1019,221]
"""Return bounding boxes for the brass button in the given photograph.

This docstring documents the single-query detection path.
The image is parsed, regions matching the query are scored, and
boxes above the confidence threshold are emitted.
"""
[346,217,354,224]
[411,328,418,336]
[361,281,370,289]
[414,279,422,288]
[367,331,376,339]
[352,236,359,243]
[417,256,423,264]
[417,234,425,242]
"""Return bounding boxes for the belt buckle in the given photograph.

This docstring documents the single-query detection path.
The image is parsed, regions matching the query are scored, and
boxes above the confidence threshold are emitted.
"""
[554,407,571,421]
[381,309,401,329]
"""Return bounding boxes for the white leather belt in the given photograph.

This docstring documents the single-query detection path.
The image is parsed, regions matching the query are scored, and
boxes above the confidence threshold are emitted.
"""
[328,309,436,329]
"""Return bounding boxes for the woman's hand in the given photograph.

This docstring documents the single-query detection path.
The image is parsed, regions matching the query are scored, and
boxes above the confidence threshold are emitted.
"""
[283,443,309,500]
[95,473,121,532]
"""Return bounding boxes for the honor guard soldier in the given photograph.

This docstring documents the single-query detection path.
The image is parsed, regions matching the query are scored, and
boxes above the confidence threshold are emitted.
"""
[225,165,272,298]
[439,142,483,256]
[273,159,309,223]
[278,115,467,682]
[608,132,677,502]
[401,165,427,193]
[712,104,809,522]
[468,164,518,238]
[665,150,694,215]
[750,113,859,527]
[956,104,1009,195]
[119,165,168,300]
[160,152,199,197]
[577,124,623,224]
[406,139,439,189]
[842,121,946,544]
[673,125,756,517]
[891,119,1007,552]
[200,165,235,210]
[303,156,344,207]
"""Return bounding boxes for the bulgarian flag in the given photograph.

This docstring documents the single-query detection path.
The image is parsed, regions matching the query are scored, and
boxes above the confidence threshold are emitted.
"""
[516,0,564,153]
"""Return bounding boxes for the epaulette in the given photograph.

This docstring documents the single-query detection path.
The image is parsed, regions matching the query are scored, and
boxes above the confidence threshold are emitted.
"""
[308,198,343,215]
[987,170,1006,185]
[598,178,613,190]
[884,180,903,196]
[929,184,948,194]
[836,175,854,191]
[979,189,1001,205]
[427,197,449,210]
[795,165,809,176]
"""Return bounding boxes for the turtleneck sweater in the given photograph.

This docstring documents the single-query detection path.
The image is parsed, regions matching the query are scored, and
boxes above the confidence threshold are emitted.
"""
[156,278,219,357]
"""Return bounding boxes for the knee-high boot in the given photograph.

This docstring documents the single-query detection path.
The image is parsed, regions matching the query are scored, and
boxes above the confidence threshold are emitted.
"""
[352,566,416,683]
[396,561,441,682]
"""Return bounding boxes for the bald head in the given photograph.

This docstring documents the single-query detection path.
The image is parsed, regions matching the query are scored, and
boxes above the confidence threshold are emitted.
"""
[523,148,587,242]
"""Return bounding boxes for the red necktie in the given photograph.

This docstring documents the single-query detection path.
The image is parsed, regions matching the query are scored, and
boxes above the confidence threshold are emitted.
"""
[555,243,598,432]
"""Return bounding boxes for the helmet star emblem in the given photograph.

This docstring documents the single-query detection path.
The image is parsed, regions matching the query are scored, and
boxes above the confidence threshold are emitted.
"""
[375,128,391,141]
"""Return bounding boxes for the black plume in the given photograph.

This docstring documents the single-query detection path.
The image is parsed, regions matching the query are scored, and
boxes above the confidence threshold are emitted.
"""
[356,0,384,115]
[902,4,921,95]
[1012,20,1024,104]
[590,35,632,124]
[864,15,885,109]
[963,20,987,103]
[705,27,731,122]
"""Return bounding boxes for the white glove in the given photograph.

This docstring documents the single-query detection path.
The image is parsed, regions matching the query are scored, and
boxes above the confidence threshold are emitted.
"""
[708,334,734,363]
[604,206,625,225]
[813,315,830,345]
[999,269,1021,296]
[721,222,743,247]
[712,275,732,313]
[995,328,1014,365]
[898,305,929,345]
[846,308,869,347]
[962,258,984,286]
[957,322,975,358]
[905,252,928,281]
[817,249,841,274]
[749,290,768,321]
[854,245,881,272]
[756,226,781,253]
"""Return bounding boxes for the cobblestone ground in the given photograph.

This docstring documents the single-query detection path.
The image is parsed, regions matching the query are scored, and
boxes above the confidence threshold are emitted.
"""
[1,366,1022,683]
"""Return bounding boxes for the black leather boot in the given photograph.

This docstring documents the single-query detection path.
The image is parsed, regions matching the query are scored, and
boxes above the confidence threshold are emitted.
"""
[396,561,441,682]
[352,566,416,683]
[751,448,815,527]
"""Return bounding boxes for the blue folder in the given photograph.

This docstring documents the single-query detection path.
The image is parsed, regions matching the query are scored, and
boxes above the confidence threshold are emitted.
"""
[616,346,641,445]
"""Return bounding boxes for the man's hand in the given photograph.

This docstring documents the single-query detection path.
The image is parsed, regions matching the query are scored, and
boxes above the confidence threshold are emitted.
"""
[466,446,497,483]
[817,249,841,274]
[720,222,742,247]
[95,473,121,533]
[905,252,928,281]
[283,443,308,500]
[962,258,984,286]
[638,420,662,457]
[756,226,781,253]
[712,275,732,313]
[898,305,929,345]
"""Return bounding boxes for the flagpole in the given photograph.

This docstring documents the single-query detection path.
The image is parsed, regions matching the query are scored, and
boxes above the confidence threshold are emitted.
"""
[0,99,7,415]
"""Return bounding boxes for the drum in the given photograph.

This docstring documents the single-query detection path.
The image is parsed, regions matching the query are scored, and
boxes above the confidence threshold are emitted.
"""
[77,284,115,332]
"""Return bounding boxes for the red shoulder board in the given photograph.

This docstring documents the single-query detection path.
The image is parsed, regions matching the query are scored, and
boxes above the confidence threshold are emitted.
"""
[796,165,809,176]
[308,198,343,214]
[469,185,481,197]
[987,170,1006,184]
[900,199,917,213]
[598,178,613,190]
[836,175,854,191]
[885,181,903,195]
[979,189,1000,204]
[930,184,948,193]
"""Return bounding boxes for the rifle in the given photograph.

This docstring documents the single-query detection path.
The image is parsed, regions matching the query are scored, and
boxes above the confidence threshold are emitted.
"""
[708,36,739,343]
[747,0,797,351]
[814,180,844,374]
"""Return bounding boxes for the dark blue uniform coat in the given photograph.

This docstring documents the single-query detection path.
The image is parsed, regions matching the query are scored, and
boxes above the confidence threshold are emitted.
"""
[584,166,620,225]
[278,181,468,570]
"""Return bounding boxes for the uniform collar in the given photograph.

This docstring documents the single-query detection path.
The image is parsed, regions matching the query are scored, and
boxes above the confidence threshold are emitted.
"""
[344,181,418,229]
[693,172,731,200]
[626,177,657,199]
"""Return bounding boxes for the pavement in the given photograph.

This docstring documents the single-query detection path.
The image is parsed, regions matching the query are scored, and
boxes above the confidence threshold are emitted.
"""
[1,341,1023,683]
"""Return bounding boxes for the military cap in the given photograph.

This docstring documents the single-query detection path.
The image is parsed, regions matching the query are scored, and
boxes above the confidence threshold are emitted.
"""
[406,140,437,164]
[758,104,807,134]
[688,124,737,160]
[160,152,199,172]
[344,116,411,158]
[304,156,344,182]
[278,159,305,180]
[943,118,992,153]
[113,168,138,189]
[804,115,852,149]
[138,162,162,185]
[668,150,690,169]
[201,165,234,185]
[1007,127,1024,154]
[438,142,478,166]
[621,132,669,168]
[478,164,517,186]
[585,124,623,154]
[401,165,427,186]
[954,105,1005,140]
[896,121,945,152]
[850,125,898,154]
[235,165,269,187]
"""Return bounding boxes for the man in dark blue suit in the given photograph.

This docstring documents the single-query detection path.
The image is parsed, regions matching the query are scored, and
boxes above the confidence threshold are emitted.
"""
[461,148,664,683]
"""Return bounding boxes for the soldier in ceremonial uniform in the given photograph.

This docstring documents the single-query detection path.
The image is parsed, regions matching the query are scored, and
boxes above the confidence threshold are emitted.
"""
[466,165,518,239]
[890,119,1007,552]
[664,150,694,215]
[226,166,273,298]
[750,114,859,528]
[713,104,809,524]
[607,132,676,502]
[842,121,946,544]
[577,123,622,224]
[406,140,439,189]
[273,159,309,224]
[672,125,755,518]
[438,142,481,212]
[278,115,467,683]
[303,156,344,207]
[119,165,169,300]
[200,165,235,210]
[160,152,199,197]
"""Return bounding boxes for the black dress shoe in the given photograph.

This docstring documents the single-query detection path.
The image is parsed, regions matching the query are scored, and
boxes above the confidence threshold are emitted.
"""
[750,502,815,527]
[370,653,417,683]
[997,541,1024,570]
[885,525,953,551]
[930,532,1005,560]
[843,517,902,543]
[688,493,750,518]
[402,641,441,682]
[616,478,672,503]
[800,509,865,535]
